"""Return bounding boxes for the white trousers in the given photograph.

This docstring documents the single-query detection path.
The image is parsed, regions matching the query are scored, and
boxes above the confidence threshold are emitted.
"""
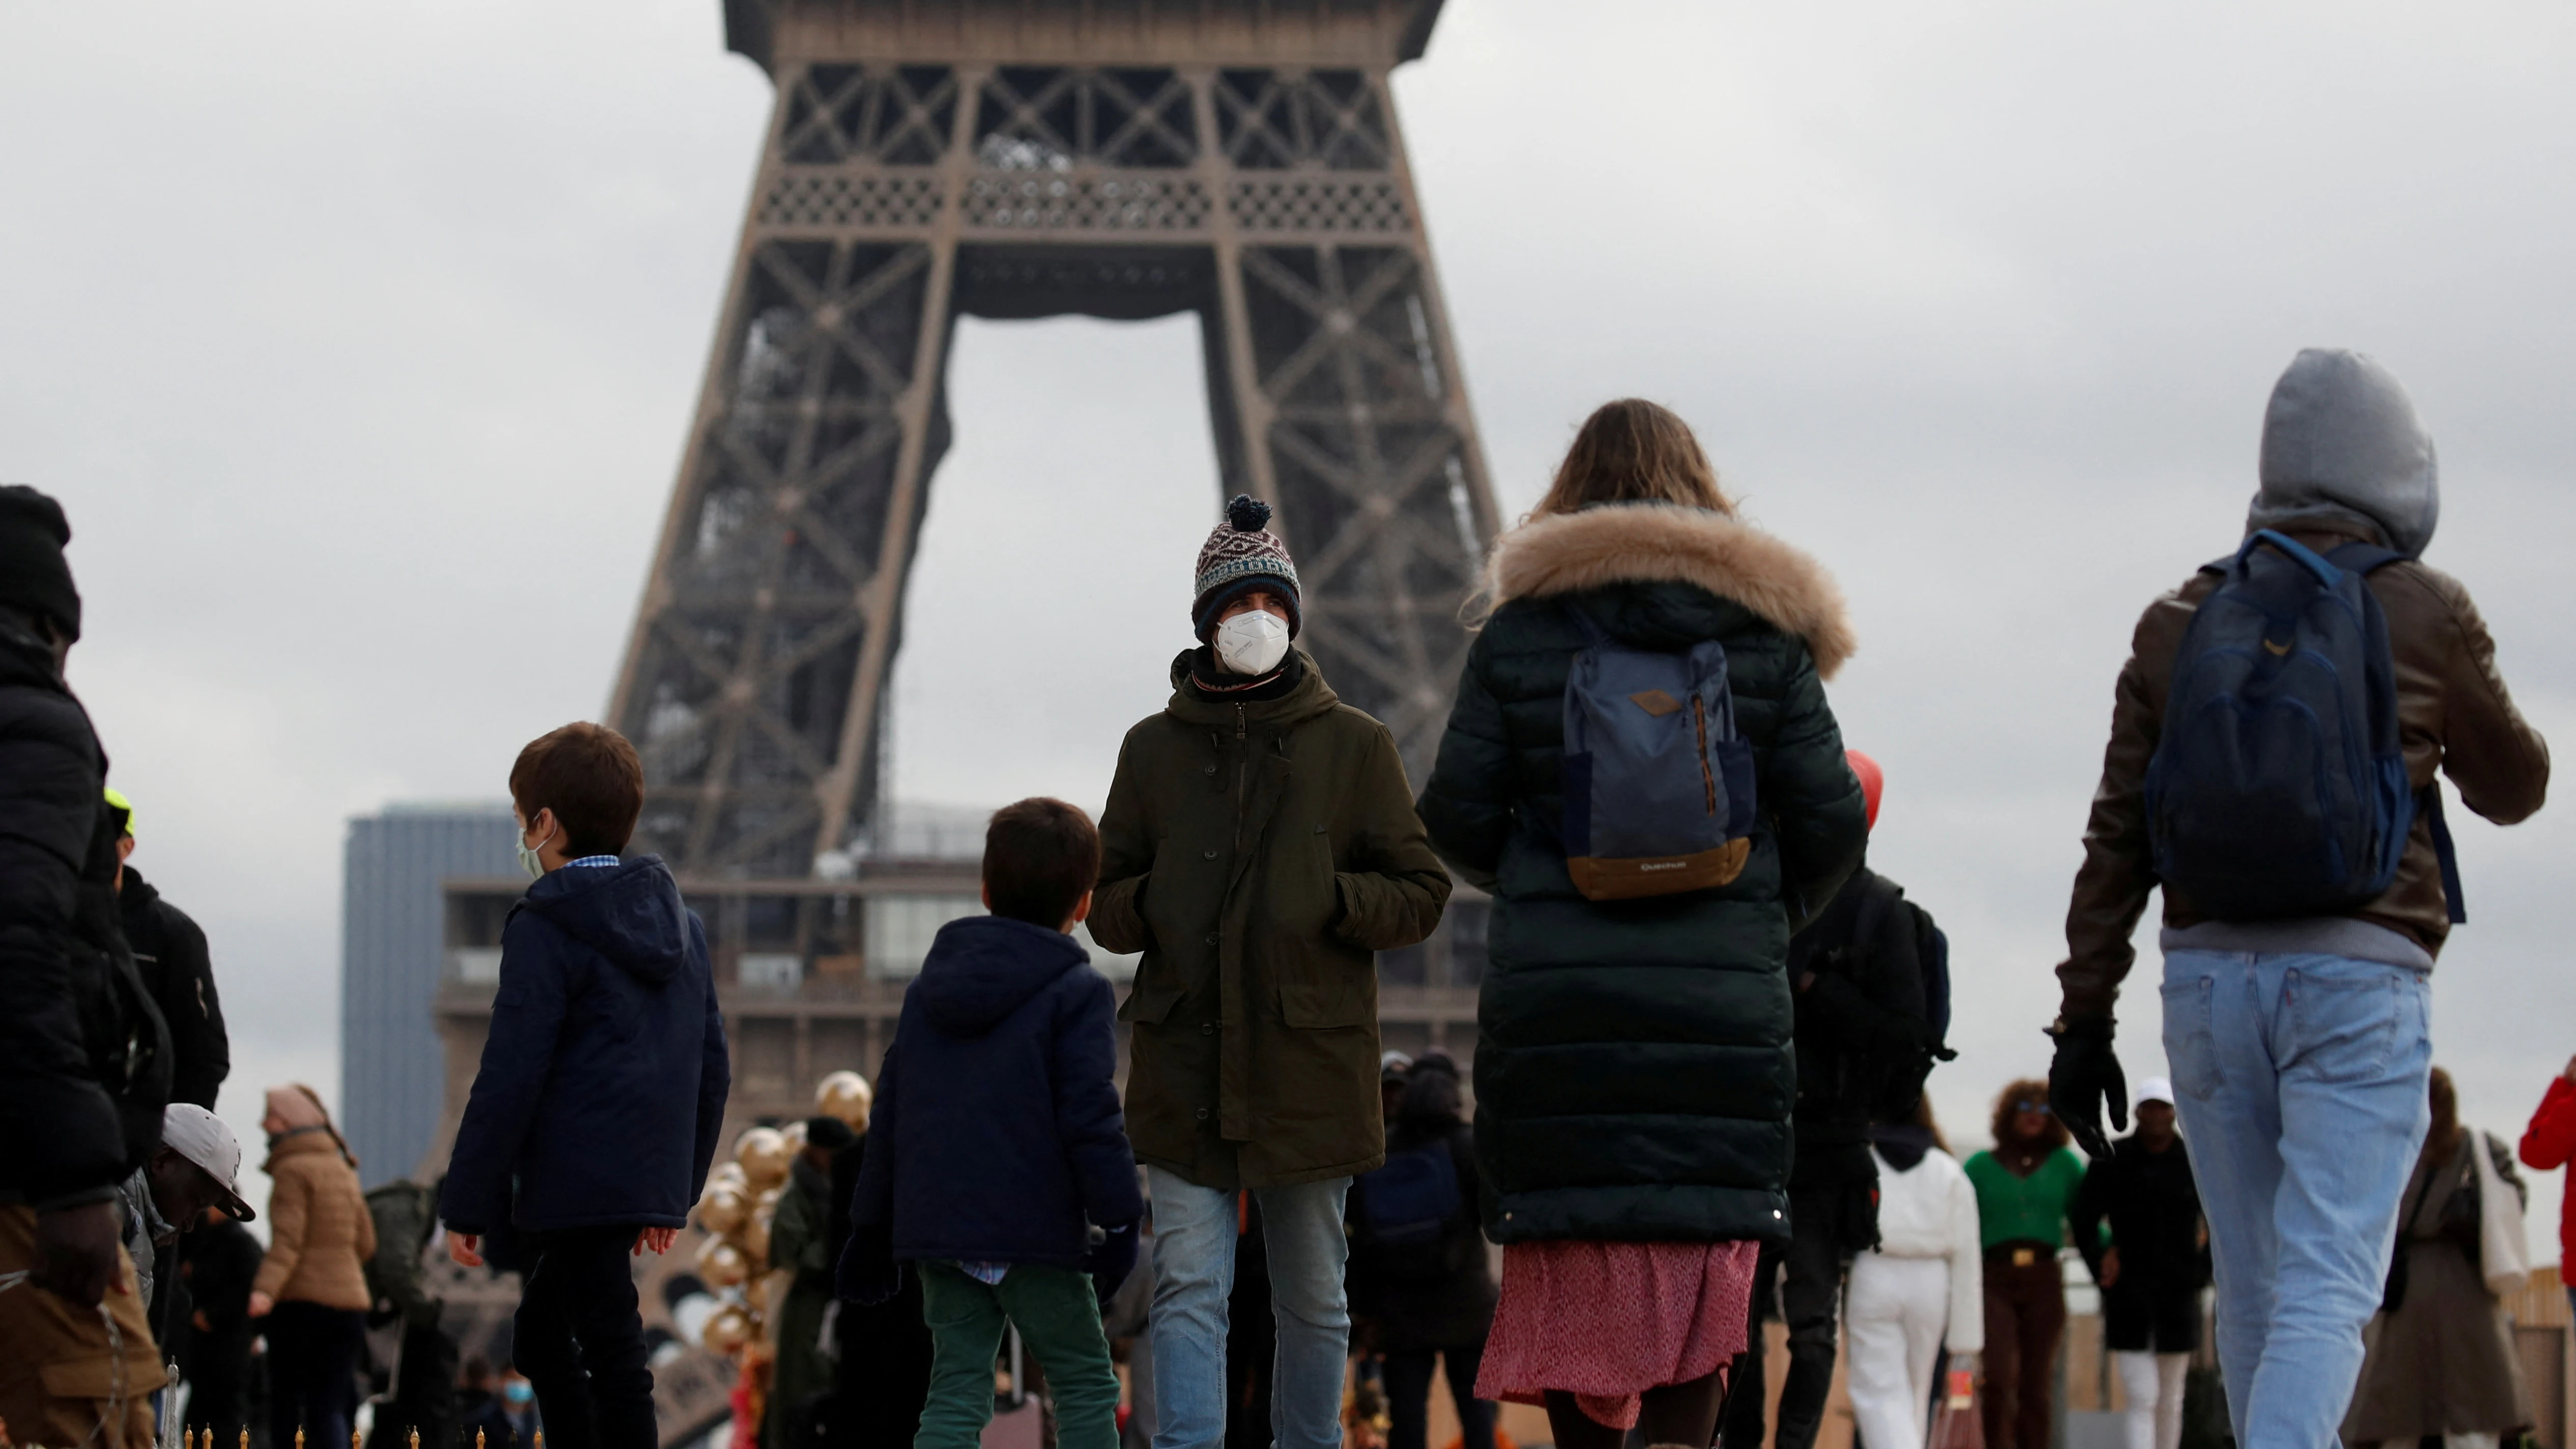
[2112,1351,2189,1449]
[1845,1253,1949,1449]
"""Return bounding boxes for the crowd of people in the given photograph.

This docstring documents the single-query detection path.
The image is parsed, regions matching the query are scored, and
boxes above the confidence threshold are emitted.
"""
[0,347,2565,1449]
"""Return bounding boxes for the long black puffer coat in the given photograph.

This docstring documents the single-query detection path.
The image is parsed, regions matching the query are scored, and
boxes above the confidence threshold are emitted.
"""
[1419,502,1868,1245]
[0,612,170,1209]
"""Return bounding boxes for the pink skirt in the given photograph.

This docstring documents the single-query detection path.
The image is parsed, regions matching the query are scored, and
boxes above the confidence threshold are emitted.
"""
[1474,1238,1761,1431]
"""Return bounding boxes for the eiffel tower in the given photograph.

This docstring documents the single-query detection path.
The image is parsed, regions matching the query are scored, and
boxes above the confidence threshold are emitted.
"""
[605,0,1498,876]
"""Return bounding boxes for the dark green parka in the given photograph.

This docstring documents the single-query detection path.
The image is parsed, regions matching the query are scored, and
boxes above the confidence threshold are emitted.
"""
[1418,502,1868,1246]
[1093,650,1451,1191]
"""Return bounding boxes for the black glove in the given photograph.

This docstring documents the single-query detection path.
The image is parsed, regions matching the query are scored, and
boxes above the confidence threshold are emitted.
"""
[1088,1219,1141,1305]
[835,1221,902,1307]
[2047,1014,2127,1158]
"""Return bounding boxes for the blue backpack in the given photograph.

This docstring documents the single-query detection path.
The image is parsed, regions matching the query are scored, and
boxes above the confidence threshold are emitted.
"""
[1352,1139,1462,1253]
[2146,529,2463,923]
[1558,609,1759,901]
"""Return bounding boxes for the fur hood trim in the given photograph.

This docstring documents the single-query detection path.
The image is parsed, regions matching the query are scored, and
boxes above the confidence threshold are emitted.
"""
[1485,503,1857,680]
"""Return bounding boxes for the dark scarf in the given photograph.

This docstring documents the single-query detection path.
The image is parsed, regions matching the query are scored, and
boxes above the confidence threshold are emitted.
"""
[1871,1122,1937,1172]
[1184,645,1303,703]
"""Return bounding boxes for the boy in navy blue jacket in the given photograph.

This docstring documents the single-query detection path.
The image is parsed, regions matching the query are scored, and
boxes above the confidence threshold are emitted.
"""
[841,797,1143,1449]
[440,722,731,1449]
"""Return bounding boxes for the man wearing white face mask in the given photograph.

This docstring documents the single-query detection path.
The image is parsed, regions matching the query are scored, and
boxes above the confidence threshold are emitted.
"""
[1091,495,1452,1449]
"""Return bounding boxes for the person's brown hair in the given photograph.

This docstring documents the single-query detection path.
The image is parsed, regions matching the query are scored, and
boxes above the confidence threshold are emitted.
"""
[2424,1065,2461,1164]
[1991,1078,2069,1152]
[1531,399,1733,519]
[1913,1093,1951,1156]
[509,722,645,858]
[983,797,1101,928]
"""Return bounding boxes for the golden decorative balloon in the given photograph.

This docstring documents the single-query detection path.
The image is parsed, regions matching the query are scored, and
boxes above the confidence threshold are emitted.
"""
[695,1235,750,1289]
[735,1127,791,1190]
[780,1120,809,1156]
[814,1071,873,1131]
[754,1185,783,1221]
[708,1162,747,1195]
[696,1184,748,1237]
[738,1210,771,1264]
[701,1303,753,1356]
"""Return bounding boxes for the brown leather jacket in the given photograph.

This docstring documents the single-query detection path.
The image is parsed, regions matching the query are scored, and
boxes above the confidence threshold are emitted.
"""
[2058,523,2549,1019]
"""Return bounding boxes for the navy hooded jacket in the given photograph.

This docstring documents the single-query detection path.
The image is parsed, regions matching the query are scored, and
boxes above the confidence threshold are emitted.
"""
[440,857,730,1235]
[853,914,1142,1266]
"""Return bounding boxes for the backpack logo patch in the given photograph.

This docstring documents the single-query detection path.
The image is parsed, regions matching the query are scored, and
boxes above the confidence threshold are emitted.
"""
[1628,689,1682,717]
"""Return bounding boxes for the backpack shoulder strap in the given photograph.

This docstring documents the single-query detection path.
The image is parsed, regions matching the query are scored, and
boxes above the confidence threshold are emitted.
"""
[2422,783,2468,925]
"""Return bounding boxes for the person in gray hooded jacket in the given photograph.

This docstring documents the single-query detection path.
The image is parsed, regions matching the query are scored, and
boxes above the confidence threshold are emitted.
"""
[2045,349,2549,1448]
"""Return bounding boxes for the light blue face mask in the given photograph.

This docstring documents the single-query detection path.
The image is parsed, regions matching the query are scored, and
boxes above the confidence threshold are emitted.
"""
[516,819,556,880]
[503,1380,534,1406]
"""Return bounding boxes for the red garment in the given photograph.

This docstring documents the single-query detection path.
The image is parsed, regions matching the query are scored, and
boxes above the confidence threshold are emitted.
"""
[1475,1238,1759,1430]
[2519,1075,2576,1268]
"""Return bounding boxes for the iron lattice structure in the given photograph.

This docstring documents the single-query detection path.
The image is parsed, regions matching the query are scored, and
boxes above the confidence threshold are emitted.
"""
[610,0,1497,876]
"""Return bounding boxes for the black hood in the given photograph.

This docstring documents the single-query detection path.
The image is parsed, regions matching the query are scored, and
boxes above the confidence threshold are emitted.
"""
[1871,1122,1937,1172]
[915,915,1091,1037]
[521,856,691,984]
[117,866,162,914]
[0,612,65,693]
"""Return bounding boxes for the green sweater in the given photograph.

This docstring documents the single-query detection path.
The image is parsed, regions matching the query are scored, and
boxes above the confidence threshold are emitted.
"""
[1963,1147,2085,1250]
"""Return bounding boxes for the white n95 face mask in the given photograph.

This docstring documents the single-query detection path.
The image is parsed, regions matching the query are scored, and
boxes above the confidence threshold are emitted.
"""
[1215,608,1291,676]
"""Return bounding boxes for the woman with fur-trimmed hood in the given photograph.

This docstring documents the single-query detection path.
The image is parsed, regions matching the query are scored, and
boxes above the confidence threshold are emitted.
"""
[1419,399,1867,1449]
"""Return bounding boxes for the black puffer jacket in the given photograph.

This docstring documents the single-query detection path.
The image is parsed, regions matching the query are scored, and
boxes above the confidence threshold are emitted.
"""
[1419,503,1868,1245]
[120,869,229,1110]
[0,615,170,1208]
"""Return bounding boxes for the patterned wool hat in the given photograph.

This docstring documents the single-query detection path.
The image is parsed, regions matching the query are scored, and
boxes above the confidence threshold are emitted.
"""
[1192,494,1302,640]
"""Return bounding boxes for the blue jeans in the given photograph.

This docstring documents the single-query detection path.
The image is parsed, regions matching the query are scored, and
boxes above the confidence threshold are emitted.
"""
[2160,950,2431,1449]
[1147,1167,1351,1449]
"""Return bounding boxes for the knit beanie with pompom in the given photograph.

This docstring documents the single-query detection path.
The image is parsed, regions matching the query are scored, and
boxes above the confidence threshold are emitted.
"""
[1191,494,1302,641]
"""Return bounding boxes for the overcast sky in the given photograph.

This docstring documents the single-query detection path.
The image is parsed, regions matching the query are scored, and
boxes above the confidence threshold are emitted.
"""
[5,1,2571,1242]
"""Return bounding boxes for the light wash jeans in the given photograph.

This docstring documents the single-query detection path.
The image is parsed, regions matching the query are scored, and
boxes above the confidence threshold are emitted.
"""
[2160,950,2431,1449]
[1146,1166,1352,1449]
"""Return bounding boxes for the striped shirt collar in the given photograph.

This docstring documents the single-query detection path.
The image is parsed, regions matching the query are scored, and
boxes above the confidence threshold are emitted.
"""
[567,854,622,869]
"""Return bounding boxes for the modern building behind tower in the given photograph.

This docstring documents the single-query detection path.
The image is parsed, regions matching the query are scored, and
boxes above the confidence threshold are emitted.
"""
[342,802,515,1188]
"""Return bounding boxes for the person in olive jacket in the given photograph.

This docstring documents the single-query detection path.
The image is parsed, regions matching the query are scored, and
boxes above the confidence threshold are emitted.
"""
[1417,400,1866,1449]
[1089,494,1451,1449]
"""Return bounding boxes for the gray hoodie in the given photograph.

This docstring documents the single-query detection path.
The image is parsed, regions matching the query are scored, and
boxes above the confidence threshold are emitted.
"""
[2247,348,2439,559]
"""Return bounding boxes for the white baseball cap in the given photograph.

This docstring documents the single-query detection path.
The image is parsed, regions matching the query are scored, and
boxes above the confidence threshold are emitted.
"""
[161,1103,256,1221]
[2131,1077,2176,1111]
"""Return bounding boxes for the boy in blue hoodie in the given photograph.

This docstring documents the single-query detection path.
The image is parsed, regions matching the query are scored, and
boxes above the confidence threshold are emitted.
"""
[841,797,1143,1449]
[440,722,731,1449]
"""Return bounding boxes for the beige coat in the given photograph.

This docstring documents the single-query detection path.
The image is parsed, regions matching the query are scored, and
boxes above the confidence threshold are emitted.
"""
[253,1129,377,1310]
[2342,1131,2532,1443]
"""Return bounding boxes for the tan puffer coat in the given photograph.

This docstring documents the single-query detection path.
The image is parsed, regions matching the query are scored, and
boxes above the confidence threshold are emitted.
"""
[253,1129,377,1309]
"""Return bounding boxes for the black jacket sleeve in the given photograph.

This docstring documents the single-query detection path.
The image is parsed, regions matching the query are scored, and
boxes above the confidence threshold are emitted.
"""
[152,901,229,1110]
[1417,634,1513,893]
[688,912,730,1202]
[851,1039,901,1230]
[0,681,129,1207]
[1763,646,1868,931]
[1054,972,1145,1230]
